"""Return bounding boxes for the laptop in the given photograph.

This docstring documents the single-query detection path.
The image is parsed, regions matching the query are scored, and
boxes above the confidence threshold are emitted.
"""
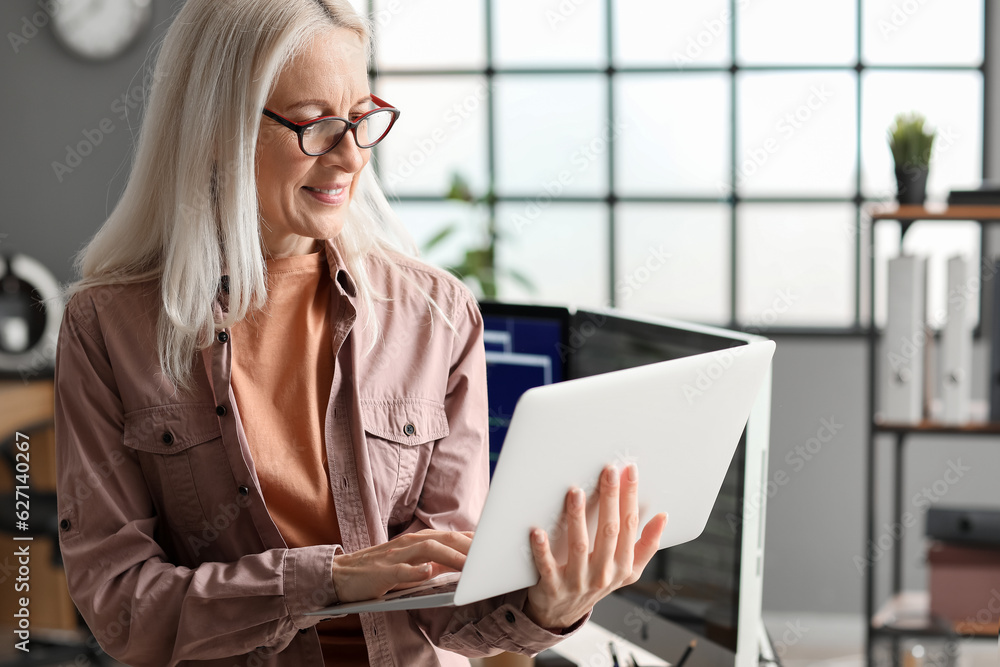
[307,339,775,617]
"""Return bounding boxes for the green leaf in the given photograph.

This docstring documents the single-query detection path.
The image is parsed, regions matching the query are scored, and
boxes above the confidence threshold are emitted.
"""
[423,224,457,253]
[888,112,936,168]
[507,268,536,293]
[446,172,475,202]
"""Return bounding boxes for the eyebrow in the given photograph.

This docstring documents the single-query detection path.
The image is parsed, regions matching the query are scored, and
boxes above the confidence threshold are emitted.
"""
[286,96,373,114]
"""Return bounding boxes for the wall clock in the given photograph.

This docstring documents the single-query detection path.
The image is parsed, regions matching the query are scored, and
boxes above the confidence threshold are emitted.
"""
[52,0,153,62]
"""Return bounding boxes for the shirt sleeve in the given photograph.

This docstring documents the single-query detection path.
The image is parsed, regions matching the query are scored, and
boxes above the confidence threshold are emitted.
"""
[403,289,590,657]
[54,296,341,667]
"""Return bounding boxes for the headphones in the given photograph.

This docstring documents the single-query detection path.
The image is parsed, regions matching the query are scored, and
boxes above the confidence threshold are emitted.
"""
[0,254,63,380]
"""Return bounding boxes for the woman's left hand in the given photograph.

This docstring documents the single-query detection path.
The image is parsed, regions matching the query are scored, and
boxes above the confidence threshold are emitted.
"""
[523,463,668,631]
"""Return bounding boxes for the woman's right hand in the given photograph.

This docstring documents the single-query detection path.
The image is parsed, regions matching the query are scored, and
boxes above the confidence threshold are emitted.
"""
[330,529,474,603]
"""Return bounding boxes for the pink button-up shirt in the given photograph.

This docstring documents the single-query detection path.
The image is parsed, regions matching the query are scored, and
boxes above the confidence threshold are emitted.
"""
[54,240,581,666]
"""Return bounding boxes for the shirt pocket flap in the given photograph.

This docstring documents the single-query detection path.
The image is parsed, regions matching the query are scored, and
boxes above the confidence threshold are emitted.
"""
[360,398,449,445]
[123,403,221,454]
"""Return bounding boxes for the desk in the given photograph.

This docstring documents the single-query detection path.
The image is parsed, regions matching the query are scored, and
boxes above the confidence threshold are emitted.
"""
[542,621,669,666]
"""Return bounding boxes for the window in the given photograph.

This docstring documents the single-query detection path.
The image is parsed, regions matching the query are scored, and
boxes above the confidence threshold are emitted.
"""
[366,0,985,331]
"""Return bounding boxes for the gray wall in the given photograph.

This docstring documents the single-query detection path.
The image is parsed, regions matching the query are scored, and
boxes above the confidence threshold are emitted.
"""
[0,0,186,281]
[2,0,998,616]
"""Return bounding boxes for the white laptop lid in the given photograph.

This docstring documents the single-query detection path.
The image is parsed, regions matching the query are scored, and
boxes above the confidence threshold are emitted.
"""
[453,340,775,605]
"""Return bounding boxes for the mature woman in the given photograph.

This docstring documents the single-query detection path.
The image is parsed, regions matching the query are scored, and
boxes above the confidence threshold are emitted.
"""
[54,1,667,665]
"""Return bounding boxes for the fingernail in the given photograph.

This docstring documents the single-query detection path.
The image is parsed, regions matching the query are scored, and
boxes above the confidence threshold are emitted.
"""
[627,463,638,482]
[605,465,618,484]
[572,487,585,507]
[532,529,545,544]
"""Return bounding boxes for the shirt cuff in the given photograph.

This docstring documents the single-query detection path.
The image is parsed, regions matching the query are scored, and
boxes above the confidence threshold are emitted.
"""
[475,589,592,655]
[282,544,344,630]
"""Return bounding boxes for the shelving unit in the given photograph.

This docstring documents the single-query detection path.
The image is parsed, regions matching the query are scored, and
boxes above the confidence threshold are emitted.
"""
[864,204,1000,666]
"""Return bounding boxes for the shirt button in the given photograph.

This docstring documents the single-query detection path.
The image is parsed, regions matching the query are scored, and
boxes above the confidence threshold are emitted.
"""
[238,485,250,497]
[403,423,416,436]
[216,405,227,417]
[217,331,229,344]
[505,611,516,624]
[60,519,71,530]
[161,432,174,445]
[341,477,349,490]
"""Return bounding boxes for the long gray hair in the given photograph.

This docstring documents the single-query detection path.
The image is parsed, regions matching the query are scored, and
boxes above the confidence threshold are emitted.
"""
[70,0,439,391]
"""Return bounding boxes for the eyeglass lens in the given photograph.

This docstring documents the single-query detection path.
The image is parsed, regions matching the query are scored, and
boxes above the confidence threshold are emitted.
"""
[301,109,395,154]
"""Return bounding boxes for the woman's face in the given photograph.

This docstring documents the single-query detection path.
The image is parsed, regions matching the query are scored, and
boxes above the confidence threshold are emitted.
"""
[256,28,371,258]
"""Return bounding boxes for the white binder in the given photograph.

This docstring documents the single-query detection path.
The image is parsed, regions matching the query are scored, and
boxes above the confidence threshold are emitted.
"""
[941,256,972,425]
[883,255,927,423]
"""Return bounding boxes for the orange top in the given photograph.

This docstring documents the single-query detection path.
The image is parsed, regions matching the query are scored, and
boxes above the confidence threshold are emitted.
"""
[230,249,368,665]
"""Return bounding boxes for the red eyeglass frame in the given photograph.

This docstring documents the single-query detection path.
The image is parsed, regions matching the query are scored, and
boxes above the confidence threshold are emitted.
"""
[261,94,400,155]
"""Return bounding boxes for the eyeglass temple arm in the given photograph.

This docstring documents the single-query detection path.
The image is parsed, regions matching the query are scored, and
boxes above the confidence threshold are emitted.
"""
[371,94,395,110]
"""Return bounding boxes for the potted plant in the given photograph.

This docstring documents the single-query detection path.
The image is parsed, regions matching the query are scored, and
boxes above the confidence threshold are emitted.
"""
[888,112,936,205]
[423,173,533,299]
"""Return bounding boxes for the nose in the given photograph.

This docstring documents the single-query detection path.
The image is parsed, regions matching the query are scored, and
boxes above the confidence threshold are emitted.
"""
[320,130,367,173]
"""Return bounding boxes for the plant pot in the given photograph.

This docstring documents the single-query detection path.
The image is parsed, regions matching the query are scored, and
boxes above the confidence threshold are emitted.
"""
[895,165,929,205]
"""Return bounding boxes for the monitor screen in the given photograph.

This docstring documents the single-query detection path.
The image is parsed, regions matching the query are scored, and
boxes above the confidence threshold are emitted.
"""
[480,303,569,478]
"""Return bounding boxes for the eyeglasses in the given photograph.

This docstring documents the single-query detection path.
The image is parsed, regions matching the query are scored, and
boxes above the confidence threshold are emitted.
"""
[261,94,400,156]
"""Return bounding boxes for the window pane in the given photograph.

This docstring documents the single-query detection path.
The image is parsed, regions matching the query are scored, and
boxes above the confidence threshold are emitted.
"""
[613,0,730,68]
[493,0,605,67]
[738,204,856,327]
[615,74,729,196]
[873,221,980,329]
[374,76,488,198]
[391,201,489,271]
[862,0,983,66]
[373,0,485,70]
[494,75,608,196]
[735,71,857,197]
[737,0,856,65]
[616,204,730,325]
[861,71,982,201]
[495,204,608,308]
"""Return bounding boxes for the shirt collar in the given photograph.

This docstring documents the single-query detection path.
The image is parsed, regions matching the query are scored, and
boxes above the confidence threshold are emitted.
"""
[322,238,358,298]
[217,238,358,304]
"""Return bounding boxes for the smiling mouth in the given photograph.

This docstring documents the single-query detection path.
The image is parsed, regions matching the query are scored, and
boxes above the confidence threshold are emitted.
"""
[304,186,345,195]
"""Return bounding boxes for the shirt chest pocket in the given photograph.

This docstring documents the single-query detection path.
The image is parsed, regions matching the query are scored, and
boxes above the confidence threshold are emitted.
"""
[123,404,235,533]
[360,398,449,526]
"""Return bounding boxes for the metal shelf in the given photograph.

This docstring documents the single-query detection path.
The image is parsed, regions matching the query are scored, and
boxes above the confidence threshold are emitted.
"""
[864,204,1000,666]
[872,591,999,639]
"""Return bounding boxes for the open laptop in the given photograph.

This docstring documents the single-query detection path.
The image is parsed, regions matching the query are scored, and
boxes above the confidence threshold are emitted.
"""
[307,340,775,617]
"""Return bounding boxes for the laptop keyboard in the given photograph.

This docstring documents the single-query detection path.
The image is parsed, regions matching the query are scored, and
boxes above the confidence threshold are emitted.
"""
[380,572,461,601]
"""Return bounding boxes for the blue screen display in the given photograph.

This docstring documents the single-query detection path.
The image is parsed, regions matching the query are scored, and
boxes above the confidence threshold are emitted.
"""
[482,314,564,478]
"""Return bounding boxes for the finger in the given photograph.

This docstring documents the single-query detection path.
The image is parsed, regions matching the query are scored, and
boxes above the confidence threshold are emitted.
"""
[394,540,469,573]
[528,528,560,595]
[564,486,589,589]
[590,465,621,579]
[395,530,474,555]
[614,463,640,574]
[387,562,436,590]
[623,512,668,586]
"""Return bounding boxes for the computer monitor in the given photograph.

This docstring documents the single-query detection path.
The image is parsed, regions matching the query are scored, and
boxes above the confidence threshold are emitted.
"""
[480,303,569,478]
[479,302,772,667]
